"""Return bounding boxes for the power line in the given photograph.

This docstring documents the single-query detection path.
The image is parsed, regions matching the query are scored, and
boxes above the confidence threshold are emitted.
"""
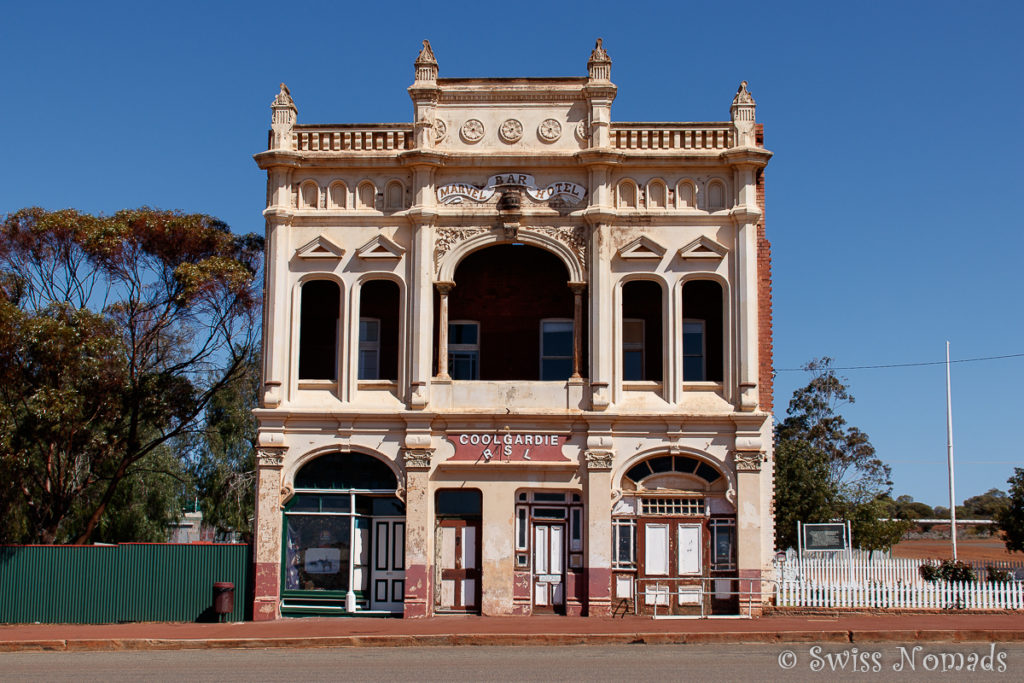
[776,352,1024,372]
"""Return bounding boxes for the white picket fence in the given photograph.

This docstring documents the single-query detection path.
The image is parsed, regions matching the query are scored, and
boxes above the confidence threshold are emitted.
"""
[776,580,1024,610]
[774,554,1024,586]
[773,554,1024,610]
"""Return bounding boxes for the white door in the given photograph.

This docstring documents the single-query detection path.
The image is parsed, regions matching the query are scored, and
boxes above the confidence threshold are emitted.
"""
[370,517,405,612]
[532,523,565,609]
[678,523,702,575]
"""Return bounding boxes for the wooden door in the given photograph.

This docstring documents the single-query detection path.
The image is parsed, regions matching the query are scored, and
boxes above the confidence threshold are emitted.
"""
[370,517,405,612]
[436,519,481,612]
[532,522,566,612]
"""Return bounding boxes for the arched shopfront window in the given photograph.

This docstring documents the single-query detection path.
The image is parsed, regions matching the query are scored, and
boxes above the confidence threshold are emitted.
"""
[298,280,341,380]
[282,452,405,616]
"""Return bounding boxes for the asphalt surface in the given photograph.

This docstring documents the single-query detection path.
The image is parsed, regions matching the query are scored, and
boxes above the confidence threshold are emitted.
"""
[2,644,1022,682]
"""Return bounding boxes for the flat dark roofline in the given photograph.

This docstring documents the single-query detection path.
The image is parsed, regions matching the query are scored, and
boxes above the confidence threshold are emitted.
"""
[437,77,589,85]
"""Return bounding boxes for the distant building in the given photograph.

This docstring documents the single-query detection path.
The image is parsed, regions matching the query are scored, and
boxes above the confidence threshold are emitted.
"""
[252,40,774,619]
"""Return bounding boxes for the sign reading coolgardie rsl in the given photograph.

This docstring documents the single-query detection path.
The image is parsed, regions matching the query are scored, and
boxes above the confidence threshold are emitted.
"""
[446,431,569,462]
[437,173,586,206]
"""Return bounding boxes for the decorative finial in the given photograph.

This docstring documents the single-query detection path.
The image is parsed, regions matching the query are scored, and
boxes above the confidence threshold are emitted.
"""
[732,81,755,107]
[587,38,611,81]
[414,39,439,83]
[273,82,295,108]
[417,39,436,64]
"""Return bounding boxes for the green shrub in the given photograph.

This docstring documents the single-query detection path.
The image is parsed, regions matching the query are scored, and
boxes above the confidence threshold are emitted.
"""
[919,559,976,583]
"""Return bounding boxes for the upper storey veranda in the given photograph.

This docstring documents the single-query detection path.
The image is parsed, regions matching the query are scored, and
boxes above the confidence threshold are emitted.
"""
[258,40,767,160]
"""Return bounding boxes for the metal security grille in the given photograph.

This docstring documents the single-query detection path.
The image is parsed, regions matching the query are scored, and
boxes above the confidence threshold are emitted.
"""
[640,498,705,516]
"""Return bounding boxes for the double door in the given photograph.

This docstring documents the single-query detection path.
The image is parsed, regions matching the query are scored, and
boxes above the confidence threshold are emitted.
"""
[638,519,706,612]
[436,519,481,612]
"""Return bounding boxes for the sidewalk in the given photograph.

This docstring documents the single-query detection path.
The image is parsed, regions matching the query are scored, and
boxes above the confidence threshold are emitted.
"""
[1,613,1023,652]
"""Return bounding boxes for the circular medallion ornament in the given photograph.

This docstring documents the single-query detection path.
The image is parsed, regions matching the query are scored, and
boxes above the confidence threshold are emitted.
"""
[460,119,485,143]
[433,118,447,142]
[538,118,562,142]
[575,120,590,143]
[499,118,524,143]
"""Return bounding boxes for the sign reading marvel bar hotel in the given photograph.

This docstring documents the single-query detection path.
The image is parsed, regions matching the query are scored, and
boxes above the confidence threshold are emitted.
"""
[446,431,568,462]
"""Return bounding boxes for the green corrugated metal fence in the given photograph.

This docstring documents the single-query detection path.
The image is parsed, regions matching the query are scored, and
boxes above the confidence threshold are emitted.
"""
[0,543,251,624]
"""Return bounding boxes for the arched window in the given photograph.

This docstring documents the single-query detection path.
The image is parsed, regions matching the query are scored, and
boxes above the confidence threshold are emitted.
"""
[298,280,340,381]
[707,180,726,211]
[356,181,376,210]
[621,280,663,383]
[358,279,400,381]
[327,181,347,209]
[299,181,319,209]
[646,180,667,209]
[677,181,695,209]
[681,280,723,382]
[616,180,637,209]
[439,244,583,381]
[384,181,405,211]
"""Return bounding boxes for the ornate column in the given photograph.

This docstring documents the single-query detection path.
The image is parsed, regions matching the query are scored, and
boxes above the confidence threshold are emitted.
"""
[253,447,287,621]
[569,282,586,379]
[584,445,614,617]
[434,281,454,379]
[402,447,433,618]
[734,450,766,617]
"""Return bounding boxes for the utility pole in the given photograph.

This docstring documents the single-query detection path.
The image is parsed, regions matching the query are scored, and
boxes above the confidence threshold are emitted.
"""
[946,341,957,561]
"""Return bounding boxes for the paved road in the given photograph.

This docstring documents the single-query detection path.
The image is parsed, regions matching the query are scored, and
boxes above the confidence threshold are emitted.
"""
[2,644,1021,682]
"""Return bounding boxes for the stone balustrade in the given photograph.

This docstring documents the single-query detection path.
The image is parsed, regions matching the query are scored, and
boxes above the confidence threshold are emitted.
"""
[291,125,414,152]
[609,123,734,150]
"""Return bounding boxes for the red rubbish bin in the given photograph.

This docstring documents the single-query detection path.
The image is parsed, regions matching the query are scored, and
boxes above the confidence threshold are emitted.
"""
[213,582,235,621]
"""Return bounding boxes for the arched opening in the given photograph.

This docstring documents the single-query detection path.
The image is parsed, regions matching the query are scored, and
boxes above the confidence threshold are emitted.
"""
[621,280,663,383]
[681,280,723,382]
[358,279,400,381]
[647,180,667,209]
[707,181,726,211]
[282,452,405,616]
[356,182,376,210]
[328,181,347,209]
[436,244,586,381]
[617,180,637,209]
[384,181,405,211]
[613,454,735,616]
[299,181,319,209]
[298,280,340,381]
[677,181,695,209]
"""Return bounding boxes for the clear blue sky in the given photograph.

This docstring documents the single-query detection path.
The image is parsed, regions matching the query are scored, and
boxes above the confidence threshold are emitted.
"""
[2,1,1021,508]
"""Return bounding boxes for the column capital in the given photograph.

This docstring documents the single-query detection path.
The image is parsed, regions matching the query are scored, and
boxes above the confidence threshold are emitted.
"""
[585,450,615,471]
[434,280,455,295]
[568,281,587,294]
[256,447,287,468]
[403,448,434,471]
[733,451,764,472]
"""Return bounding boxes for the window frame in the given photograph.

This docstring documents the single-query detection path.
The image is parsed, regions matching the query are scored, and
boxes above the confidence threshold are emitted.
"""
[682,318,707,382]
[358,317,381,380]
[448,320,480,380]
[539,318,574,381]
[622,317,645,382]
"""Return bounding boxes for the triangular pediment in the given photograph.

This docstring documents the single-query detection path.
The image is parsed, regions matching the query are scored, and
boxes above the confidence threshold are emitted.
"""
[617,235,666,260]
[678,235,728,260]
[295,235,345,259]
[356,234,405,260]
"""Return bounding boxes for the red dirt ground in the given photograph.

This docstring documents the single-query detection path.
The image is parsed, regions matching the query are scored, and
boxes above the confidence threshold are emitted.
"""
[891,537,1023,562]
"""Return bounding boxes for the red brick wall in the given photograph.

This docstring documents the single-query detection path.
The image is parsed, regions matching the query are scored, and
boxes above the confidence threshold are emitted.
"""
[756,123,774,414]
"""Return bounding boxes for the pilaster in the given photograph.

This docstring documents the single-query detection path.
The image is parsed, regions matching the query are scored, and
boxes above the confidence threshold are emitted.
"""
[253,447,287,621]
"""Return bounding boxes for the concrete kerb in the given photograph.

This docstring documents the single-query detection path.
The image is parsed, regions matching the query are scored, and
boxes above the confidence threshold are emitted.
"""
[3,630,1024,652]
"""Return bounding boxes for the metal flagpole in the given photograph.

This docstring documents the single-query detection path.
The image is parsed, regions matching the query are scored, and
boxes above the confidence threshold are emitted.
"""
[946,341,958,561]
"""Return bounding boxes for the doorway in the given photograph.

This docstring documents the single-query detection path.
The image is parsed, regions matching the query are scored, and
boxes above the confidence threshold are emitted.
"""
[435,489,482,614]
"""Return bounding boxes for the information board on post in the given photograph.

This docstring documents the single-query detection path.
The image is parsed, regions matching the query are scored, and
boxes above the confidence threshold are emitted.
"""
[802,522,848,552]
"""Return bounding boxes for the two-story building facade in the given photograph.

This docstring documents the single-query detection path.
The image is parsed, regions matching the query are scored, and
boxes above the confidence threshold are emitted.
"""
[252,40,774,620]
